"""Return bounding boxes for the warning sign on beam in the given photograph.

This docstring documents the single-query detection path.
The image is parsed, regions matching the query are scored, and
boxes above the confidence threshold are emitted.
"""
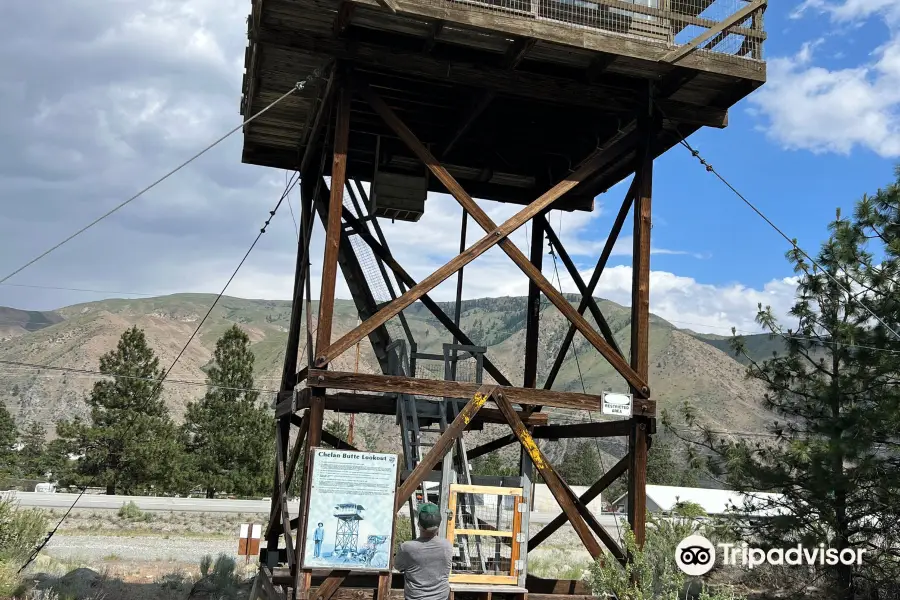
[601,391,633,417]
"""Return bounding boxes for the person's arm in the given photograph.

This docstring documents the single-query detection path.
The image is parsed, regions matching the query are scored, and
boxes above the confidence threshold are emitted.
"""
[394,542,410,572]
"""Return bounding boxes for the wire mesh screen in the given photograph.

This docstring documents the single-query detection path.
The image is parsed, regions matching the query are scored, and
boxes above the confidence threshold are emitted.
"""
[339,186,410,374]
[415,358,479,384]
[450,489,520,579]
[408,0,764,62]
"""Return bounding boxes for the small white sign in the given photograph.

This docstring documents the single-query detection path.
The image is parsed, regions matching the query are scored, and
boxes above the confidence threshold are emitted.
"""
[601,391,633,416]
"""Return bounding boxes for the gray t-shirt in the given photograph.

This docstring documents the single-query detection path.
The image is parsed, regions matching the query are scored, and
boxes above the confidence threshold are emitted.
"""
[394,535,453,600]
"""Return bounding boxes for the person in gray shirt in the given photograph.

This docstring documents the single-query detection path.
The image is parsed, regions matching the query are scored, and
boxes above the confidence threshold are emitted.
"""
[394,503,453,600]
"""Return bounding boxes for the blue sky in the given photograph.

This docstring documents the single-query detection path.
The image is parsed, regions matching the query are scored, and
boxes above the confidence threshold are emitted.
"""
[0,0,898,335]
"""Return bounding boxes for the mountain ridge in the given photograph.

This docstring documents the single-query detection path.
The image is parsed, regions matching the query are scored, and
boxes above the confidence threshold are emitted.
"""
[0,293,782,451]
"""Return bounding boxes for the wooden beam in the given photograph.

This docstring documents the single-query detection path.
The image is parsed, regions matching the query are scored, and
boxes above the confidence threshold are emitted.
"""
[344,0,766,81]
[540,213,624,359]
[338,206,514,388]
[259,565,286,600]
[423,20,444,52]
[561,477,626,563]
[627,105,656,550]
[467,434,518,460]
[532,421,631,439]
[441,91,495,159]
[255,29,732,128]
[313,571,351,600]
[373,0,398,12]
[322,430,359,451]
[308,370,655,415]
[504,37,536,69]
[528,455,629,550]
[543,177,637,390]
[395,386,492,510]
[314,179,393,374]
[299,69,336,177]
[285,412,309,494]
[274,426,295,569]
[585,54,618,84]
[333,2,355,36]
[315,114,635,371]
[363,86,650,397]
[661,0,766,64]
[295,391,549,426]
[493,390,603,559]
[316,81,351,355]
[523,214,544,389]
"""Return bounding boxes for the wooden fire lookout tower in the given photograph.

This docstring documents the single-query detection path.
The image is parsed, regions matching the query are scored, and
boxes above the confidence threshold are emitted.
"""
[241,0,767,597]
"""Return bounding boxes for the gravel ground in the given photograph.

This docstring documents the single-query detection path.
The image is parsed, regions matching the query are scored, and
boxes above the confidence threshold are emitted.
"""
[43,534,240,564]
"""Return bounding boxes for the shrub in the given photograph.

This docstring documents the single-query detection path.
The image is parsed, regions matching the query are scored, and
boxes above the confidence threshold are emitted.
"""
[0,496,49,598]
[588,510,747,600]
[116,501,149,521]
[198,553,242,600]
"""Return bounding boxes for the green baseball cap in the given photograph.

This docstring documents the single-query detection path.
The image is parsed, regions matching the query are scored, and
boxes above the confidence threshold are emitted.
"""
[417,502,442,529]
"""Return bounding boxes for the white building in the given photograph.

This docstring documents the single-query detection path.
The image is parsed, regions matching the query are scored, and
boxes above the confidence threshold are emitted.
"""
[610,485,786,517]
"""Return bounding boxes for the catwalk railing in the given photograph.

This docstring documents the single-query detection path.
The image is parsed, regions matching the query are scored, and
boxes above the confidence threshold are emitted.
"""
[373,0,766,62]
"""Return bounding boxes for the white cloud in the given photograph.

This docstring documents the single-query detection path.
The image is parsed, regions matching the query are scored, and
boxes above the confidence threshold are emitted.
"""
[0,0,797,340]
[750,0,900,157]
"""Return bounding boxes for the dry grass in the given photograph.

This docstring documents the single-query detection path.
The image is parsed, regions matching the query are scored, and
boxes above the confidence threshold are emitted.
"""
[46,509,252,539]
[12,553,258,600]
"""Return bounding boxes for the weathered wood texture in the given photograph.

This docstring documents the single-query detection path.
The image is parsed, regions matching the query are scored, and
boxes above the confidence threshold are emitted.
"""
[240,0,766,204]
[308,370,656,415]
[295,391,550,426]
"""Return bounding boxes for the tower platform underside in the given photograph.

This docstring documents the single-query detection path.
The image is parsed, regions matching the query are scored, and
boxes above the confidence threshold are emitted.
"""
[241,0,766,208]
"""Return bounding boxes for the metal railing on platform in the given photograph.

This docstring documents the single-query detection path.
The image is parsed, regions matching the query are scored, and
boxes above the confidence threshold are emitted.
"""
[411,0,766,62]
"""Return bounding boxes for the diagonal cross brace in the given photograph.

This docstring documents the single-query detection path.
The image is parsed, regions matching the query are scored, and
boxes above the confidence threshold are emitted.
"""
[492,389,604,559]
[362,85,650,397]
[661,0,766,64]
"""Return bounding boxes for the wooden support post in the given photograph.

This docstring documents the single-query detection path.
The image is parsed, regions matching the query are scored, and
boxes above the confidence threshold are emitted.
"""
[528,455,628,550]
[493,391,604,559]
[543,177,637,390]
[316,81,351,355]
[523,215,544,388]
[361,85,650,397]
[627,98,656,550]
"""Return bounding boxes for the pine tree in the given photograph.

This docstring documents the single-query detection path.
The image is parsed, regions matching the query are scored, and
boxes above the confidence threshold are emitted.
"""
[0,404,17,480]
[183,325,273,498]
[558,440,603,485]
[679,193,900,599]
[18,421,47,479]
[56,326,183,495]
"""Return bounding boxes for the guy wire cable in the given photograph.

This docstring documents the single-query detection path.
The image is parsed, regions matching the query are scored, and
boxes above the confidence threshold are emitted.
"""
[1,72,320,286]
[15,170,299,574]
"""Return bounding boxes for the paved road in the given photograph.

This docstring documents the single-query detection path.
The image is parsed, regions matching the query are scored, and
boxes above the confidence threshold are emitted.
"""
[10,492,302,514]
[12,493,627,540]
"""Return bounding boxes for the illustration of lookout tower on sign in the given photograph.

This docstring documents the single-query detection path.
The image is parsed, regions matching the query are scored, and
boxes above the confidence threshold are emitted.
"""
[333,503,365,556]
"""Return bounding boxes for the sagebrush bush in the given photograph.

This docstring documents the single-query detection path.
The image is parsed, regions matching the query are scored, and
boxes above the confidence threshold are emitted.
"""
[0,497,49,598]
[588,510,747,600]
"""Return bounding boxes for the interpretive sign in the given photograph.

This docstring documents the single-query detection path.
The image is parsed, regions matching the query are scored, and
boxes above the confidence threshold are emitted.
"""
[301,448,399,571]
